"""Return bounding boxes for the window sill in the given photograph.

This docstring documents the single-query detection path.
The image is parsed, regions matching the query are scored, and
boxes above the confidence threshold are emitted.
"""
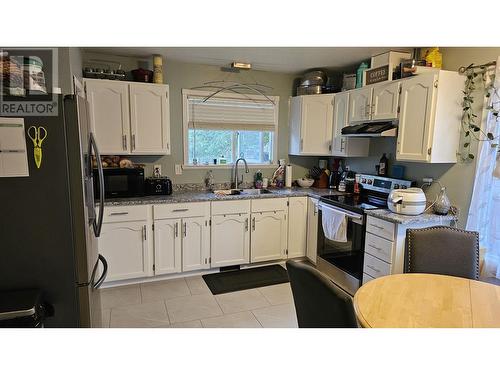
[182,163,279,170]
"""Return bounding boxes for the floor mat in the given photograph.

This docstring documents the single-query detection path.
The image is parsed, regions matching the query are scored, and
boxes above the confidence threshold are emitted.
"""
[202,265,289,295]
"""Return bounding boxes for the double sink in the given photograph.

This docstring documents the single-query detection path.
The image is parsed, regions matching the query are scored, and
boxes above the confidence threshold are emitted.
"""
[212,188,274,196]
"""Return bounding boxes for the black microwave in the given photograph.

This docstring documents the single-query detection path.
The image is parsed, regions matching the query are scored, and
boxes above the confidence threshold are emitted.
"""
[93,168,145,199]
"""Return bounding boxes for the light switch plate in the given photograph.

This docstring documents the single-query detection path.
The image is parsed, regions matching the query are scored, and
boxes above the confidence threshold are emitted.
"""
[175,164,183,175]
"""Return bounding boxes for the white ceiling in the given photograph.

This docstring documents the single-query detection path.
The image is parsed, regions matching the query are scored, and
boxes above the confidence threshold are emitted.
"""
[83,47,414,74]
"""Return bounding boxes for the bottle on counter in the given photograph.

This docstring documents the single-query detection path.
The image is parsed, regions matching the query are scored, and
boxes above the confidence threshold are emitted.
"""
[379,153,388,176]
[329,158,342,190]
[254,170,263,189]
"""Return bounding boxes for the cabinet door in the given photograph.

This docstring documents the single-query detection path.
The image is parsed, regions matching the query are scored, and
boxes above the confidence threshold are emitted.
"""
[300,94,334,155]
[182,217,210,272]
[332,92,349,156]
[396,74,437,162]
[250,211,286,263]
[154,219,182,275]
[348,87,372,124]
[85,80,130,154]
[287,197,308,258]
[98,221,151,281]
[129,84,171,155]
[306,198,319,265]
[288,96,302,155]
[211,213,250,267]
[372,81,400,121]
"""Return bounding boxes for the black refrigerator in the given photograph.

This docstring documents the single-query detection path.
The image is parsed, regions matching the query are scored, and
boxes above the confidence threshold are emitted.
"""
[0,87,107,327]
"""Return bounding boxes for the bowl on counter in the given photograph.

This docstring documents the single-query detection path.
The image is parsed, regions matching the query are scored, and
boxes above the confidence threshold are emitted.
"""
[296,178,315,188]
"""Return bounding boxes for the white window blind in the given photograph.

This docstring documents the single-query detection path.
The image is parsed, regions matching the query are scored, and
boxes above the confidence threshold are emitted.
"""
[186,95,276,131]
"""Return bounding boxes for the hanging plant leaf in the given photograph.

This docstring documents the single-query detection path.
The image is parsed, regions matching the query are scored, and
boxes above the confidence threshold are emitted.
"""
[465,131,470,136]
[491,143,498,148]
[487,133,494,140]
[473,126,481,132]
[464,142,470,147]
[468,154,475,159]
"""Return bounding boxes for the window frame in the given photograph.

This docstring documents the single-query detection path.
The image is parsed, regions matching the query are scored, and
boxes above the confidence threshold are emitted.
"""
[182,89,279,169]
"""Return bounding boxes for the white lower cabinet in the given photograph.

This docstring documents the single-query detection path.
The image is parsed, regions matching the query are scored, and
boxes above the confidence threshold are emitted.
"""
[211,213,250,267]
[182,216,210,272]
[287,197,308,258]
[306,198,319,264]
[99,221,152,281]
[250,211,287,263]
[153,218,182,275]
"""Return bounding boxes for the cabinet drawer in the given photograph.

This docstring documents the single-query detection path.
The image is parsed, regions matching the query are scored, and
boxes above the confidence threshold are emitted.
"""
[211,200,251,215]
[366,216,395,241]
[251,198,288,213]
[154,202,210,219]
[362,273,375,285]
[364,232,394,263]
[363,253,391,279]
[101,205,149,223]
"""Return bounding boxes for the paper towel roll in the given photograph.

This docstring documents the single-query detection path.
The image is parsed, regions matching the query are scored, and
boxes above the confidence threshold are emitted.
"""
[285,165,292,187]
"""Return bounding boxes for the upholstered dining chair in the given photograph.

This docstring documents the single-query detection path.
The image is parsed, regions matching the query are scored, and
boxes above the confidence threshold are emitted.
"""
[404,226,480,280]
[286,260,358,328]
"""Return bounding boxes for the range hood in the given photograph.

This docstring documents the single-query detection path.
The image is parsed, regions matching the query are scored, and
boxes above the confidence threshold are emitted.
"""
[341,122,397,137]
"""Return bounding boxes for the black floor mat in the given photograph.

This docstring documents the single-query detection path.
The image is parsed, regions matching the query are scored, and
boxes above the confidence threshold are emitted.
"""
[202,265,289,295]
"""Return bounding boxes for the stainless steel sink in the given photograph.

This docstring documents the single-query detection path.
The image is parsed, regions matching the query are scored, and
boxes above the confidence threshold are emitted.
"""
[239,189,273,195]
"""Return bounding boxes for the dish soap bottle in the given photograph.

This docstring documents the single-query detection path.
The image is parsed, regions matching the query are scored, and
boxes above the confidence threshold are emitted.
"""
[379,153,388,176]
[356,61,369,88]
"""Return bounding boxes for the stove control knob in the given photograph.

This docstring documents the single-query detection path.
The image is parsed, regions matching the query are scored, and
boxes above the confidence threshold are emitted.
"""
[367,179,373,184]
[401,185,407,189]
[394,184,400,189]
[361,178,367,183]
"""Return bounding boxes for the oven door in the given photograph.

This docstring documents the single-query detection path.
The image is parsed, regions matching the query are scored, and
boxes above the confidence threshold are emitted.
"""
[316,203,365,295]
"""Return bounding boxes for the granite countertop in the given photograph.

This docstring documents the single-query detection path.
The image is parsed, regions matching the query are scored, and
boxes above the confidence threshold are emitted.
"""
[366,209,458,225]
[102,187,341,206]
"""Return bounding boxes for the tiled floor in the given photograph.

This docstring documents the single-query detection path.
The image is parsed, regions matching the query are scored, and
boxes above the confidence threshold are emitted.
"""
[100,277,298,328]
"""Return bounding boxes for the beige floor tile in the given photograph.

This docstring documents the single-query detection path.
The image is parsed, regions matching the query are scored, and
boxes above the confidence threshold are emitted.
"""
[101,309,111,328]
[215,289,270,314]
[185,276,211,295]
[141,278,191,302]
[201,311,262,328]
[170,320,203,328]
[166,294,223,323]
[109,301,170,328]
[100,285,141,310]
[258,283,294,306]
[252,303,298,328]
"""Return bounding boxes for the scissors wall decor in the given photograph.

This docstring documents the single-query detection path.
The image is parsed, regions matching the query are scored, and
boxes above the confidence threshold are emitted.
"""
[27,126,47,169]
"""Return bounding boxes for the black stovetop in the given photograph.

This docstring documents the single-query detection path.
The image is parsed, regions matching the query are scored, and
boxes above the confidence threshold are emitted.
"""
[320,193,388,214]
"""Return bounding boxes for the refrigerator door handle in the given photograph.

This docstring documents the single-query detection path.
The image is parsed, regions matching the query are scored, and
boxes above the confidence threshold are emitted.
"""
[92,254,108,289]
[89,132,105,237]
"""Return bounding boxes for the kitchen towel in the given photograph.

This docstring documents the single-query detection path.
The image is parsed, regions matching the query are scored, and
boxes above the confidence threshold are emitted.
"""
[285,165,292,187]
[321,205,347,242]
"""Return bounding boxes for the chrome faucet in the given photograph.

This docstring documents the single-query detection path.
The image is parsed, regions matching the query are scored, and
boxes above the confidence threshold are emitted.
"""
[233,158,249,189]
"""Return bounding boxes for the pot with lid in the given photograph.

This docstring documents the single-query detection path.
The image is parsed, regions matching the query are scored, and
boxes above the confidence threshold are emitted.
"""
[387,188,427,216]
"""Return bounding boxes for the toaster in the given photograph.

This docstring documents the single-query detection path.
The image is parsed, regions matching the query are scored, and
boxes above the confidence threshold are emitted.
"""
[145,177,172,195]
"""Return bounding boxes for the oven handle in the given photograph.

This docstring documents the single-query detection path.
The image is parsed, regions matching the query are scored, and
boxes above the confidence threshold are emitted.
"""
[318,203,363,221]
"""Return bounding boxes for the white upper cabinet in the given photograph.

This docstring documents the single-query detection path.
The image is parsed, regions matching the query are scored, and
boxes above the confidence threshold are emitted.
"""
[348,87,372,124]
[287,197,308,259]
[84,79,170,156]
[288,94,334,156]
[371,81,401,121]
[332,92,369,157]
[86,80,130,154]
[129,83,170,155]
[396,71,464,163]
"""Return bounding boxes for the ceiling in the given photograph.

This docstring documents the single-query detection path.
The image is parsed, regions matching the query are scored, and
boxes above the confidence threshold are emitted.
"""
[83,47,414,74]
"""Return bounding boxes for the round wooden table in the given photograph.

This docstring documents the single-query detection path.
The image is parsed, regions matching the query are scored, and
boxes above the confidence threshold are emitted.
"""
[353,273,500,328]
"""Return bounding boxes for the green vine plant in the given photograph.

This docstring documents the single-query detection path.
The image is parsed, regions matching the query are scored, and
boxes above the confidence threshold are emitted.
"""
[460,63,499,161]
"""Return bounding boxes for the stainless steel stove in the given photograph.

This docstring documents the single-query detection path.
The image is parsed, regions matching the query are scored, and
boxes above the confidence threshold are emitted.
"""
[316,174,413,295]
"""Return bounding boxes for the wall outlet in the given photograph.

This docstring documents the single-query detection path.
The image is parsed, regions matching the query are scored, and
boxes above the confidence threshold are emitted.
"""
[175,164,183,175]
[153,164,162,177]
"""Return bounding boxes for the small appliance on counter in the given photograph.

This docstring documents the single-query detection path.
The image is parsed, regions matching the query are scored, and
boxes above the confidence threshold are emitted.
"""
[145,177,173,196]
[93,167,145,198]
[387,187,427,215]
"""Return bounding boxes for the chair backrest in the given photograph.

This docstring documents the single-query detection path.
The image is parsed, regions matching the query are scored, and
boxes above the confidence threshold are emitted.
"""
[286,260,358,328]
[405,226,480,280]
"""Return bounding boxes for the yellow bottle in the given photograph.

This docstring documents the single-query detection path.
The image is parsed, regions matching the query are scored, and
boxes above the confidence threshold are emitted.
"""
[424,47,442,68]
